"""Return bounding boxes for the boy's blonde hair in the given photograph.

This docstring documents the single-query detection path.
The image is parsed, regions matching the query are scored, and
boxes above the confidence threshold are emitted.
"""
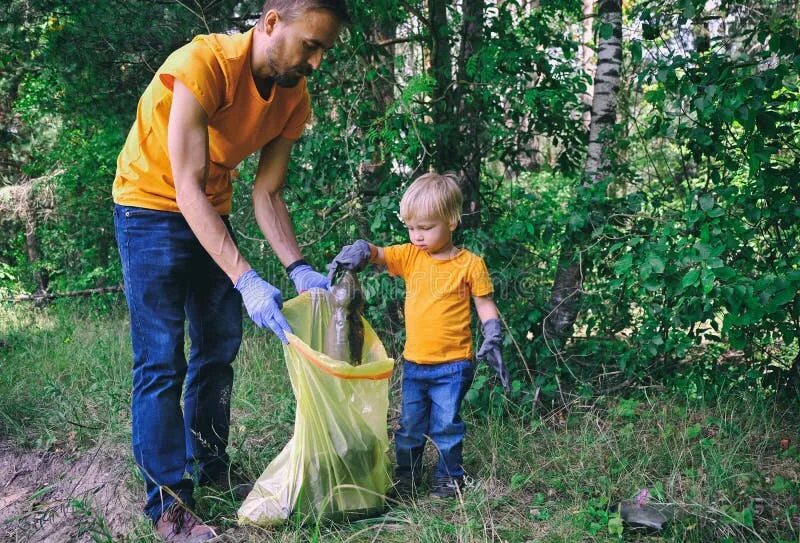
[399,172,463,225]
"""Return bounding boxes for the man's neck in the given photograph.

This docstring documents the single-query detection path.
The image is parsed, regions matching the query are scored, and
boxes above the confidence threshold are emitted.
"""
[253,76,274,100]
[250,26,275,99]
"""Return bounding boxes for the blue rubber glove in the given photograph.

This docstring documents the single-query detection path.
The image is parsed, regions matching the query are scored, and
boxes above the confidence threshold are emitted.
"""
[234,269,292,344]
[476,318,511,391]
[327,240,372,283]
[289,264,330,294]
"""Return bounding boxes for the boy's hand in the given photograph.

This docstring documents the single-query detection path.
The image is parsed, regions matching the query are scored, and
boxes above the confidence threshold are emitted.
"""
[327,240,372,283]
[234,269,292,344]
[476,318,511,391]
[289,263,330,294]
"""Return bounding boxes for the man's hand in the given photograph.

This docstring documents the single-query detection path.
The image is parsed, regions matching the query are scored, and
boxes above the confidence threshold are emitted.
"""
[327,240,372,283]
[289,263,330,294]
[234,269,292,344]
[476,318,511,391]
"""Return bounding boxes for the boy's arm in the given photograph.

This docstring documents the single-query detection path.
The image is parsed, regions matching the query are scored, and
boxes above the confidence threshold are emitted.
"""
[327,240,385,283]
[473,294,510,390]
[473,294,499,322]
[368,243,386,267]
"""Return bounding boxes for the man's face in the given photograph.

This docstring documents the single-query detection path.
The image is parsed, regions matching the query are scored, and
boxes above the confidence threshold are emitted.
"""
[263,9,342,88]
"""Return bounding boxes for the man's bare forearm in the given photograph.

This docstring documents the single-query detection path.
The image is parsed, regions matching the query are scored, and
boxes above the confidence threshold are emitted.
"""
[169,80,250,284]
[176,184,250,282]
[254,189,303,267]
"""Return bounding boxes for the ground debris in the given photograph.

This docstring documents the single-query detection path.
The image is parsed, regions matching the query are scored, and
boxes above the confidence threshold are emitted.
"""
[0,440,138,542]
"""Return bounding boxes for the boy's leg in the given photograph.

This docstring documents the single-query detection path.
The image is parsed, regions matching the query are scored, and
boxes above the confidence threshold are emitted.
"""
[183,218,242,485]
[427,360,475,482]
[394,360,431,485]
[114,205,195,522]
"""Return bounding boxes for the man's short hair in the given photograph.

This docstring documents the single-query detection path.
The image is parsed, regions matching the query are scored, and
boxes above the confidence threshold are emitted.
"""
[399,172,463,226]
[260,0,351,25]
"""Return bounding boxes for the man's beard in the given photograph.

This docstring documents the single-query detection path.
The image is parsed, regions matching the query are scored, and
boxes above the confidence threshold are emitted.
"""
[266,47,311,88]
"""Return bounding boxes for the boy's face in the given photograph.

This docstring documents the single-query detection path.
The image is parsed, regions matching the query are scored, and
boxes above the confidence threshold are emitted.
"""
[404,216,457,256]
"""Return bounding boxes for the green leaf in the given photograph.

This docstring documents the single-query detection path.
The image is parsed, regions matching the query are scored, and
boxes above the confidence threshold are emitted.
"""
[647,254,665,274]
[630,41,642,64]
[701,269,715,294]
[598,22,614,40]
[608,513,624,536]
[772,288,796,307]
[614,253,633,276]
[681,269,700,289]
[685,424,702,439]
[699,194,714,211]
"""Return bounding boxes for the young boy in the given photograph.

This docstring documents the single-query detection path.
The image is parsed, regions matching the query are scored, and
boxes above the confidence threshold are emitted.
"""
[327,172,510,498]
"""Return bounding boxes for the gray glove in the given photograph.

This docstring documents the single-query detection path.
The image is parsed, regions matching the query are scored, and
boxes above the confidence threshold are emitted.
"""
[289,263,330,294]
[476,318,511,391]
[327,240,372,283]
[234,269,292,344]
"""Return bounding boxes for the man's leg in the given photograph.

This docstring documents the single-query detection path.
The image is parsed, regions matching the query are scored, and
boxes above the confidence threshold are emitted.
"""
[114,205,195,522]
[184,218,242,484]
[427,361,475,484]
[394,360,430,486]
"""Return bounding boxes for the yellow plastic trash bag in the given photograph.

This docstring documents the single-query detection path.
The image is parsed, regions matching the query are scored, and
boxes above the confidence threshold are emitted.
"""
[237,289,394,526]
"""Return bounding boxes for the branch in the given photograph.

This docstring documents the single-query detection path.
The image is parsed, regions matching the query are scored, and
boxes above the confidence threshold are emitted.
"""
[6,285,124,303]
[371,35,422,48]
[398,0,429,26]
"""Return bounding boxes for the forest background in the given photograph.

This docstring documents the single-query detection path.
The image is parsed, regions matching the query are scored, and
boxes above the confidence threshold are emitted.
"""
[0,0,799,541]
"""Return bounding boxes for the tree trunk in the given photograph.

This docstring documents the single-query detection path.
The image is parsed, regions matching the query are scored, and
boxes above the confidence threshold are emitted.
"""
[425,0,486,226]
[545,0,622,338]
[580,0,596,131]
[426,0,454,173]
[455,0,484,226]
[0,177,52,294]
[356,16,397,240]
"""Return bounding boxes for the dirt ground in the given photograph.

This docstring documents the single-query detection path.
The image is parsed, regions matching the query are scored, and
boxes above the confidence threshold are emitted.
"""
[0,440,140,542]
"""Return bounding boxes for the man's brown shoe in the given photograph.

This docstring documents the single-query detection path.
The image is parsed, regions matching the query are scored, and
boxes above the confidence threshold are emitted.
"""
[154,503,217,543]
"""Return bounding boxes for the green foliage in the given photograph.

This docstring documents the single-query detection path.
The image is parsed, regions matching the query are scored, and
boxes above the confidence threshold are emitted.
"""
[1,0,798,402]
[4,299,800,540]
[541,2,800,392]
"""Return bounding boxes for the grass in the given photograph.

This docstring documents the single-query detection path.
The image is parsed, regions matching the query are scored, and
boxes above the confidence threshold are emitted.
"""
[1,297,799,542]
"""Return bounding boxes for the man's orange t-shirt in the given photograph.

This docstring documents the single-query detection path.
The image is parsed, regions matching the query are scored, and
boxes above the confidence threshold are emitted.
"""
[113,28,310,214]
[384,244,494,364]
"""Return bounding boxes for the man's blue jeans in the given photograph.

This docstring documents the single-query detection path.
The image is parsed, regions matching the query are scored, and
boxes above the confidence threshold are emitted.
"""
[114,205,242,522]
[394,359,475,481]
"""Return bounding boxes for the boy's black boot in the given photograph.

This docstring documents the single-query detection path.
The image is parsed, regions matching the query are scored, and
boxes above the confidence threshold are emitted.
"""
[387,477,418,502]
[388,465,423,502]
[430,476,464,499]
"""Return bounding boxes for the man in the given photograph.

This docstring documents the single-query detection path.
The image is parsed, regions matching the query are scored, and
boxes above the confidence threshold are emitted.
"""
[112,1,348,540]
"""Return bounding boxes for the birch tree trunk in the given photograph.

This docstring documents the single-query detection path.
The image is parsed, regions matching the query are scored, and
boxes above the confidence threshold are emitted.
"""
[545,0,622,338]
[580,0,596,131]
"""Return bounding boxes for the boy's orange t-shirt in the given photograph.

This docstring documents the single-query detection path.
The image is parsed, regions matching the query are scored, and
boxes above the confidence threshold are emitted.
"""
[112,28,310,215]
[384,243,494,364]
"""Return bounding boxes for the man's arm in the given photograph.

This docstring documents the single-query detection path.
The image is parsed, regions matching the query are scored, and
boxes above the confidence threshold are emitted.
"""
[252,137,303,267]
[169,80,249,282]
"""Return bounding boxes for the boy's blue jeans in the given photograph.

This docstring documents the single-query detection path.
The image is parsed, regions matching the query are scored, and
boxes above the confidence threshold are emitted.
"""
[114,205,242,522]
[394,359,475,481]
